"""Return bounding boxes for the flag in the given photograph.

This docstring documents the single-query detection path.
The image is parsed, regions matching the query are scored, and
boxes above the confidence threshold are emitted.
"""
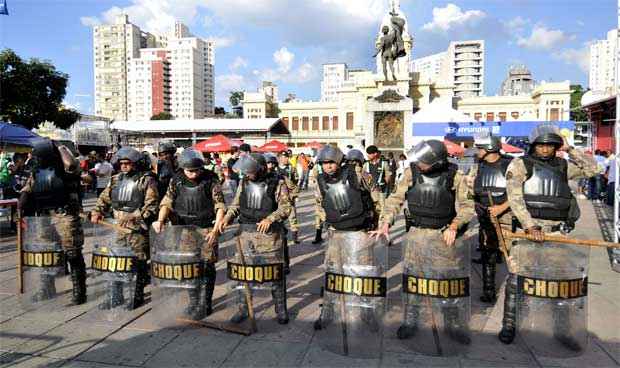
[0,0,8,15]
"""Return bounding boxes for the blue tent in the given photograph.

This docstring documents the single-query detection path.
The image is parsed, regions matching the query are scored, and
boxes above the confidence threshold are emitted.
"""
[0,122,42,146]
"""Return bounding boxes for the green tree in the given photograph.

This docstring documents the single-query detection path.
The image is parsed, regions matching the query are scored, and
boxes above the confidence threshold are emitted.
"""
[0,49,79,129]
[570,84,588,122]
[229,91,244,107]
[214,106,226,115]
[151,111,174,120]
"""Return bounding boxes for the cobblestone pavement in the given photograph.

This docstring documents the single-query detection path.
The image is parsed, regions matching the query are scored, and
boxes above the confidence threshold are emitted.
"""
[0,187,618,368]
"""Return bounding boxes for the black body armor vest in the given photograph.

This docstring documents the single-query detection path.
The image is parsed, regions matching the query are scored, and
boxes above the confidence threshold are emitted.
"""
[406,163,457,229]
[239,174,278,224]
[174,175,215,227]
[32,167,68,212]
[522,156,572,221]
[317,166,370,231]
[474,157,511,207]
[111,173,145,213]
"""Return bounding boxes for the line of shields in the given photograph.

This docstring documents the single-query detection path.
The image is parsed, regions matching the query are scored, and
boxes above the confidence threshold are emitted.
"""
[15,214,619,359]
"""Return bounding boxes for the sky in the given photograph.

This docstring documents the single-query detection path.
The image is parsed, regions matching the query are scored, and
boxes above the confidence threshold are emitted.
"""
[0,0,617,114]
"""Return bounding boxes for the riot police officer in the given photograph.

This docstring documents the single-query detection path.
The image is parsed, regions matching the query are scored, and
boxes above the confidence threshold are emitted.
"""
[18,138,87,305]
[277,151,301,244]
[156,141,179,199]
[214,153,292,324]
[374,140,474,346]
[466,134,512,303]
[345,149,366,174]
[499,123,598,351]
[91,147,159,310]
[153,148,226,319]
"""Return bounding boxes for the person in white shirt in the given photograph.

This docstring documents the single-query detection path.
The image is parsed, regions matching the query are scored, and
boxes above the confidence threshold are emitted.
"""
[93,153,113,196]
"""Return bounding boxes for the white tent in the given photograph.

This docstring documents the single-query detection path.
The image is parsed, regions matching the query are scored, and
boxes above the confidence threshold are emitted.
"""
[410,99,472,123]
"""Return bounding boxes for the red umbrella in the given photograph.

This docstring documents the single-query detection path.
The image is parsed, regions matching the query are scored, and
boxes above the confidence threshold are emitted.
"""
[501,142,523,153]
[258,140,288,153]
[444,139,465,156]
[304,141,323,150]
[194,135,233,153]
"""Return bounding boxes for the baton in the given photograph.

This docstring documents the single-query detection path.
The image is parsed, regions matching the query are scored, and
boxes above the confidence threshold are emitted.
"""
[80,213,133,234]
[235,237,258,333]
[501,230,620,249]
[486,193,513,273]
[17,213,23,294]
[335,235,350,356]
[176,318,252,336]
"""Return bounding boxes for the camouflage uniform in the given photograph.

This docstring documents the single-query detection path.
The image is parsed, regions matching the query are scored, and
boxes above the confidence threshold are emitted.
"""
[93,172,159,260]
[363,159,392,197]
[278,164,300,233]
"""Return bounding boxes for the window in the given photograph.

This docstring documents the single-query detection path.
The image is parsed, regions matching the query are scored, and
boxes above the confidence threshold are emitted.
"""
[302,117,309,131]
[511,112,519,120]
[282,117,289,129]
[292,117,299,130]
[474,112,482,121]
[332,116,339,130]
[322,116,329,130]
[346,112,354,130]
[486,112,494,122]
[312,117,319,131]
[550,108,559,121]
[498,112,507,121]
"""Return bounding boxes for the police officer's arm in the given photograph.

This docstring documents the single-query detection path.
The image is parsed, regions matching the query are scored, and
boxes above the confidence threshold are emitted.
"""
[383,161,393,187]
[212,181,227,224]
[139,176,160,225]
[313,181,327,224]
[284,177,299,198]
[92,176,115,220]
[222,179,243,224]
[359,171,384,214]
[57,145,79,174]
[153,180,176,232]
[450,171,475,229]
[265,180,292,223]
[566,147,599,180]
[16,175,34,214]
[378,167,411,226]
[464,164,478,196]
[505,158,536,230]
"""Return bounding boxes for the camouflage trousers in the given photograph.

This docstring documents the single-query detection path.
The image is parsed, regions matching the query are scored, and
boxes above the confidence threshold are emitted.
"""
[287,197,299,232]
[39,211,84,252]
[173,226,219,264]
[234,223,284,265]
[324,230,376,272]
[113,210,149,260]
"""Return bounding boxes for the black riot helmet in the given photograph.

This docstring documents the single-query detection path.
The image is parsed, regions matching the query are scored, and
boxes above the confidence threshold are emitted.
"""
[114,147,142,163]
[408,140,448,171]
[345,149,365,165]
[316,145,344,165]
[233,153,266,178]
[31,138,58,169]
[179,148,205,170]
[263,152,278,165]
[528,123,564,150]
[157,141,177,155]
[474,132,502,153]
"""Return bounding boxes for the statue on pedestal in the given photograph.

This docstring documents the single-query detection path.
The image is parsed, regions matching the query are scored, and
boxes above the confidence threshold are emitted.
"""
[374,0,410,82]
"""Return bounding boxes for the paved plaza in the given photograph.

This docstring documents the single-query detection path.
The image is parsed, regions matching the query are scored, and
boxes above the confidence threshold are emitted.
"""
[0,189,618,368]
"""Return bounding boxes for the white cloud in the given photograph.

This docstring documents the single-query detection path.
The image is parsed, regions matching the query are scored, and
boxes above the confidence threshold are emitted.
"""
[215,73,251,107]
[229,56,248,71]
[422,3,486,32]
[273,47,294,73]
[516,25,572,51]
[206,36,235,48]
[74,93,92,98]
[505,16,529,34]
[80,16,101,27]
[576,20,585,27]
[553,42,591,73]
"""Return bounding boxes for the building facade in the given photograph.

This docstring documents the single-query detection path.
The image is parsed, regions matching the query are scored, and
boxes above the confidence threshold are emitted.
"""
[321,63,348,102]
[589,29,619,95]
[93,16,214,121]
[243,81,279,119]
[500,65,535,96]
[410,52,446,83]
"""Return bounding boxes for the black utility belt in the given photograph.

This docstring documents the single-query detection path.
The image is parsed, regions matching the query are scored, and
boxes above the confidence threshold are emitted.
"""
[91,254,136,273]
[518,276,587,299]
[22,250,64,268]
[227,262,283,283]
[402,275,470,298]
[324,272,387,297]
[151,261,203,281]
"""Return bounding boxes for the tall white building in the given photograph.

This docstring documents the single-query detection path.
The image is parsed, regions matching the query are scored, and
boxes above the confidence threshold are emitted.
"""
[589,29,619,95]
[410,40,485,98]
[321,63,348,102]
[93,17,214,120]
[410,52,446,83]
[500,65,535,96]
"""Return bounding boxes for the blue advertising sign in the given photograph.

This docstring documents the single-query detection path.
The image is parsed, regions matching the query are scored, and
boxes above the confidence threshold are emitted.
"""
[411,121,574,138]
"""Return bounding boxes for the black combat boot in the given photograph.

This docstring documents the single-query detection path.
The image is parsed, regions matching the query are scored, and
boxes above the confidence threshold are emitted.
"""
[480,249,497,303]
[31,273,57,302]
[311,228,323,244]
[127,260,148,310]
[498,274,518,344]
[553,304,582,352]
[443,307,471,344]
[272,279,289,324]
[397,303,419,339]
[98,281,125,310]
[313,287,333,330]
[67,250,87,305]
[204,262,216,316]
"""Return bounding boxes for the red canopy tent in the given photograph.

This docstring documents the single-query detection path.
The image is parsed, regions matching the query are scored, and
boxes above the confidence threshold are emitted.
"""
[194,135,234,153]
[258,140,288,152]
[304,141,323,150]
[501,142,523,154]
[444,139,465,156]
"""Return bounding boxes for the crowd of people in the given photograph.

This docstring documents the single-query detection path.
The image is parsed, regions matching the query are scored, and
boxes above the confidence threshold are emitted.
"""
[3,121,616,358]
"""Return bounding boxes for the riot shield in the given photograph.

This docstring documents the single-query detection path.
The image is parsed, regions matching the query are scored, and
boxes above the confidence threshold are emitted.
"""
[315,231,388,358]
[20,216,71,309]
[511,240,589,357]
[89,229,138,322]
[150,225,206,327]
[208,223,286,335]
[393,229,471,356]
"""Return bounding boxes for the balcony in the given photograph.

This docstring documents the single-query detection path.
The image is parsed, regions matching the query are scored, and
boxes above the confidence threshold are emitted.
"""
[454,52,482,60]
[454,46,481,53]
[454,68,482,76]
[455,60,481,68]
